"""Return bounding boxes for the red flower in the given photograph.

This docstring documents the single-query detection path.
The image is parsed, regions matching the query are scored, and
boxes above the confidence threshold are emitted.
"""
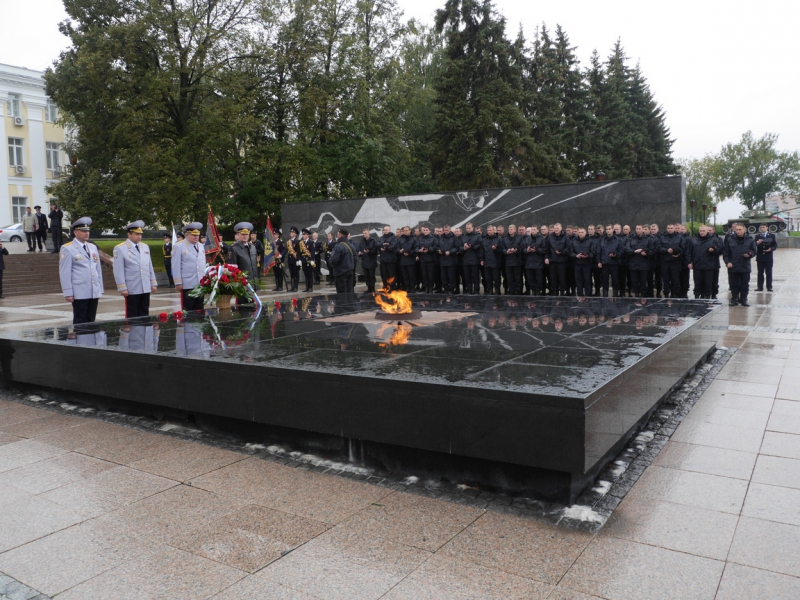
[275,301,281,309]
[173,311,184,321]
[158,312,168,322]
[221,275,230,284]
[292,298,297,307]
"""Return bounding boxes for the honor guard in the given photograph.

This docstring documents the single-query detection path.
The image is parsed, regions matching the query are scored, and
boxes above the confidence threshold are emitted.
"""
[228,222,259,287]
[163,234,175,287]
[272,230,286,291]
[113,220,158,318]
[59,217,104,324]
[299,228,317,292]
[286,226,301,292]
[173,222,207,311]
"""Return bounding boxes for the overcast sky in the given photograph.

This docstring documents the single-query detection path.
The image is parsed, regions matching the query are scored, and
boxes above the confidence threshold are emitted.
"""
[2,0,797,219]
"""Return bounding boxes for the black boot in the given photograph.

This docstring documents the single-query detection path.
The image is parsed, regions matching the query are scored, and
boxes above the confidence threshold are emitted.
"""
[729,296,738,306]
[739,294,750,307]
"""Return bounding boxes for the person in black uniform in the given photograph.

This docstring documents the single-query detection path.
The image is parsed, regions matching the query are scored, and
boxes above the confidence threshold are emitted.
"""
[163,234,175,287]
[329,228,356,293]
[755,224,777,292]
[250,231,264,287]
[273,230,287,291]
[228,222,260,288]
[659,223,686,298]
[378,225,398,289]
[723,223,757,306]
[625,225,652,298]
[687,225,722,299]
[0,241,8,297]
[48,203,64,253]
[570,227,595,297]
[416,225,438,294]
[480,225,502,295]
[299,228,316,292]
[286,226,301,292]
[500,225,524,295]
[437,224,459,293]
[397,226,419,292]
[34,206,48,252]
[357,228,379,293]
[545,223,569,296]
[460,222,482,294]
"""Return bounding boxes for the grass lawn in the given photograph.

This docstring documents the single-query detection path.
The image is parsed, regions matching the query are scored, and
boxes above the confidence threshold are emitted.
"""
[94,239,169,272]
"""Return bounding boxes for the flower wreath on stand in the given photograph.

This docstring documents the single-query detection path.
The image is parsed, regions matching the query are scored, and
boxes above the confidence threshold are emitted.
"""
[189,264,255,305]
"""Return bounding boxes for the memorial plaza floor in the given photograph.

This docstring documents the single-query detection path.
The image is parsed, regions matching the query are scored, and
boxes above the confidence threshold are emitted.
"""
[1,252,800,598]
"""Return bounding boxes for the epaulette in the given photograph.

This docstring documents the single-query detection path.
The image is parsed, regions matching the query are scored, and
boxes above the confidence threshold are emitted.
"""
[115,241,127,247]
[62,242,73,248]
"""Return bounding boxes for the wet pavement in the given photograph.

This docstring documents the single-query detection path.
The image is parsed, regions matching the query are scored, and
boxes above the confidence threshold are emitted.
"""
[1,253,800,598]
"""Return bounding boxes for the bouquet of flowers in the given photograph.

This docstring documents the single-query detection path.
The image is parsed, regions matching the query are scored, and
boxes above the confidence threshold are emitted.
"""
[189,264,255,304]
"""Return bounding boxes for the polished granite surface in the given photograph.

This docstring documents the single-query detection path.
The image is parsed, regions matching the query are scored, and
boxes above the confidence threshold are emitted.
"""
[2,295,718,400]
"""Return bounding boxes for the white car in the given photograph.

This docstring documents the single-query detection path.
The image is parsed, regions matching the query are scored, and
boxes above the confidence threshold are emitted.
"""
[0,223,24,243]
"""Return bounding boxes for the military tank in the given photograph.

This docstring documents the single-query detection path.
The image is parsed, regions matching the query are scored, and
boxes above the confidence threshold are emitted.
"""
[722,209,787,234]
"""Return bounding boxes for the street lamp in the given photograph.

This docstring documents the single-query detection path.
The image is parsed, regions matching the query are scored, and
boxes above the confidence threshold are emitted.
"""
[702,203,708,224]
[690,200,696,233]
[712,206,717,231]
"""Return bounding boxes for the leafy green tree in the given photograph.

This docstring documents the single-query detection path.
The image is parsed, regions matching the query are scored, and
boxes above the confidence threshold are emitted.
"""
[679,156,718,222]
[713,131,800,210]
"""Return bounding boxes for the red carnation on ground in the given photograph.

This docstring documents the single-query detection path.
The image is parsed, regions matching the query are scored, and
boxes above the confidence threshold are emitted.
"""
[158,312,168,322]
[173,311,184,321]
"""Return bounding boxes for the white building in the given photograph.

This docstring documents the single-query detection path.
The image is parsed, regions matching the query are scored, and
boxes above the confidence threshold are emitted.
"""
[0,63,66,226]
[765,193,797,231]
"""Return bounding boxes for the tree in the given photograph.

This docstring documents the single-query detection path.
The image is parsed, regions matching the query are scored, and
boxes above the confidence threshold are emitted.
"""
[46,0,259,230]
[713,131,800,210]
[678,156,718,223]
[431,0,535,189]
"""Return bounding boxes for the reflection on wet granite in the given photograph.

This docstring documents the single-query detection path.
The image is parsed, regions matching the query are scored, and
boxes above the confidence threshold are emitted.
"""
[8,294,717,398]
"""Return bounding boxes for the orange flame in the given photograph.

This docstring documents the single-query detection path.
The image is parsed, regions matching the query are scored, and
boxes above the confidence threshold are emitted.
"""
[377,323,413,347]
[374,284,413,314]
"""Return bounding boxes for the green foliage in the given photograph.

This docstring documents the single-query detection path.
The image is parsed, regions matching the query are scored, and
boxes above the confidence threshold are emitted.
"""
[47,0,679,225]
[679,156,718,222]
[713,131,800,210]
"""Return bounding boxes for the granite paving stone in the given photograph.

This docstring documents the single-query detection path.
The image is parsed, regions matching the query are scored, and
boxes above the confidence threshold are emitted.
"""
[741,482,800,527]
[559,536,724,600]
[600,496,738,560]
[338,491,483,552]
[440,511,591,585]
[0,414,82,439]
[0,452,118,494]
[751,454,800,490]
[33,419,138,451]
[0,495,83,553]
[0,440,68,474]
[767,412,800,435]
[381,553,552,600]
[172,504,329,573]
[75,429,193,465]
[760,431,800,460]
[716,563,800,600]
[54,544,245,600]
[652,441,757,480]
[0,433,23,447]
[210,577,320,599]
[258,524,431,600]
[670,419,765,453]
[728,516,800,577]
[128,443,247,482]
[0,485,32,510]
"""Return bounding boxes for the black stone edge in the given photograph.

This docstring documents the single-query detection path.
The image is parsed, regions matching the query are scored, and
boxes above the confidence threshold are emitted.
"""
[0,346,732,536]
[0,571,51,600]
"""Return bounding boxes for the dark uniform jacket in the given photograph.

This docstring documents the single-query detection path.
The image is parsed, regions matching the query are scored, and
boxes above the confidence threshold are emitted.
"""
[569,237,595,266]
[329,238,355,276]
[460,231,482,265]
[227,241,259,280]
[479,234,502,268]
[49,208,64,230]
[299,236,316,267]
[0,245,8,270]
[437,232,459,267]
[417,233,438,263]
[755,231,778,261]
[546,233,570,263]
[163,242,172,261]
[598,235,624,265]
[500,233,524,267]
[378,233,398,264]
[625,235,652,270]
[356,236,379,269]
[35,213,48,232]
[659,232,685,263]
[397,234,419,266]
[523,234,547,269]
[723,233,757,273]
[687,234,722,270]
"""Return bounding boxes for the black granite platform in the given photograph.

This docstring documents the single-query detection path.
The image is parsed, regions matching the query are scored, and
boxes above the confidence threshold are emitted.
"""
[0,295,718,503]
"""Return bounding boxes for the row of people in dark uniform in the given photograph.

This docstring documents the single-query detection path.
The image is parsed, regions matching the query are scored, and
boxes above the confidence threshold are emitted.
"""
[269,220,777,305]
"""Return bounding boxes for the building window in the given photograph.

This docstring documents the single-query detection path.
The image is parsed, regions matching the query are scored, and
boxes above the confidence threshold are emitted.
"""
[46,142,61,169]
[6,94,21,118]
[11,197,28,223]
[8,138,23,167]
[45,100,58,122]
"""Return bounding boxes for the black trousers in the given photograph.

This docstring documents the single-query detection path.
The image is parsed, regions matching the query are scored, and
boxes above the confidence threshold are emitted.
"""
[419,262,435,291]
[680,265,690,297]
[574,265,592,296]
[630,269,648,296]
[712,268,720,298]
[566,263,576,294]
[757,259,773,290]
[506,265,523,295]
[729,271,751,298]
[0,270,4,296]
[601,264,619,294]
[125,293,151,318]
[650,265,662,296]
[287,261,300,290]
[440,265,457,293]
[592,266,603,294]
[164,258,174,287]
[182,289,205,311]
[362,267,376,291]
[525,268,544,296]
[548,262,568,296]
[273,264,285,289]
[618,265,629,294]
[52,228,62,252]
[72,298,99,324]
[661,262,682,298]
[693,269,714,298]
[463,264,480,294]
[380,262,397,289]
[483,267,501,294]
[36,229,47,250]
[335,270,355,293]
[401,264,417,291]
[434,261,442,291]
[25,232,36,250]
[302,264,315,290]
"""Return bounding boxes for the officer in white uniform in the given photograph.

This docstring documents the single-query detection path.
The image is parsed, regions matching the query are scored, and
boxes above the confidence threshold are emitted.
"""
[59,217,104,324]
[173,222,207,311]
[119,324,160,352]
[113,220,158,318]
